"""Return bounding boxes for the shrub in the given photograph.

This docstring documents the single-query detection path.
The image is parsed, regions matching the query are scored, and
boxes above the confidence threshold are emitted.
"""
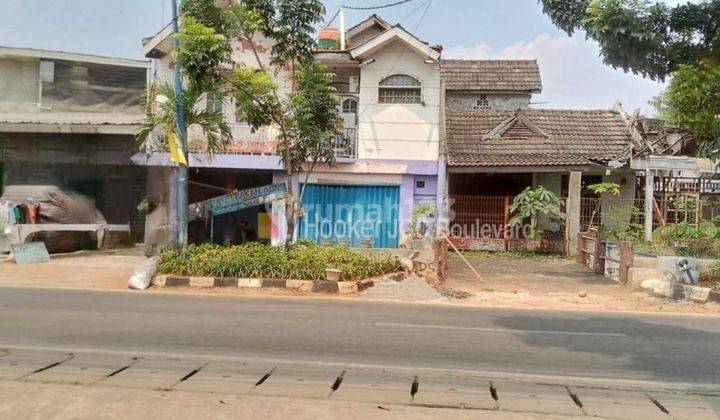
[157,242,402,282]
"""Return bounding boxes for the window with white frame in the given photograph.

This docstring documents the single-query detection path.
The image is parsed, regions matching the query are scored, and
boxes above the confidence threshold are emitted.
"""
[378,74,421,104]
[342,97,358,113]
[206,92,224,113]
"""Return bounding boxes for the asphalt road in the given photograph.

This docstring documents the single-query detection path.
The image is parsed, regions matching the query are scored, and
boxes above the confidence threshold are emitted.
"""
[1,287,719,386]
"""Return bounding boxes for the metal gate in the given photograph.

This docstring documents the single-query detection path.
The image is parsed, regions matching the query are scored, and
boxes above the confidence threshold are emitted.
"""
[298,184,400,248]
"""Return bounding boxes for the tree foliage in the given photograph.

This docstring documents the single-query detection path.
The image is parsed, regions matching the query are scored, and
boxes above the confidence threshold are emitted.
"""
[136,82,231,156]
[652,61,720,157]
[539,0,720,157]
[509,186,565,240]
[538,0,720,80]
[175,0,342,247]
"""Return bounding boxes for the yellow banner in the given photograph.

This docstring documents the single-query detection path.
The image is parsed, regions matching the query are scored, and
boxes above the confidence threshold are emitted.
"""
[166,123,188,166]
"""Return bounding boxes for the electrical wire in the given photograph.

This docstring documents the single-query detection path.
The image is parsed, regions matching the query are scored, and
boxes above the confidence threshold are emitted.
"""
[356,0,434,120]
[342,0,416,11]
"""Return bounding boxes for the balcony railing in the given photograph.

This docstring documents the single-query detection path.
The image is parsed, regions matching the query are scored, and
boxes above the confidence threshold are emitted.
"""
[331,127,357,159]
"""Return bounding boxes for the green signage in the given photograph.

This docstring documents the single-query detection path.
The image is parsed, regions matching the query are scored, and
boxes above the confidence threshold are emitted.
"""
[189,183,287,220]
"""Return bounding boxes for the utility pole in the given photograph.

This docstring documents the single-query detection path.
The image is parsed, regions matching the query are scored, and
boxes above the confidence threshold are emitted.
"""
[171,0,189,249]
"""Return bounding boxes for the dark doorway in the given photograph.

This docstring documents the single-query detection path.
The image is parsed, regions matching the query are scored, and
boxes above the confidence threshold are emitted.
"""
[449,173,533,196]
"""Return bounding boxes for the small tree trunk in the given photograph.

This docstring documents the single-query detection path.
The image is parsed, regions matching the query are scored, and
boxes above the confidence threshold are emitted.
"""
[285,178,295,250]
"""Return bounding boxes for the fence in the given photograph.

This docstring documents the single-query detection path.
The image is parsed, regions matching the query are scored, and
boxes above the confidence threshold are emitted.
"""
[579,197,720,236]
[448,195,566,252]
[576,233,634,284]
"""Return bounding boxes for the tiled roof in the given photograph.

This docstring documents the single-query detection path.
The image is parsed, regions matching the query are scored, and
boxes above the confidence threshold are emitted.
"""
[441,60,542,92]
[0,113,144,125]
[446,109,631,167]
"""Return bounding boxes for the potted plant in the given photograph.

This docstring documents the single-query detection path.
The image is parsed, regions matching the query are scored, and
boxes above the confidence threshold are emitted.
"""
[509,186,565,251]
[325,268,343,282]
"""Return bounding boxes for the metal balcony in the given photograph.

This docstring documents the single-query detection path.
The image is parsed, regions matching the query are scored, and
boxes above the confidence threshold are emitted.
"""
[331,127,357,159]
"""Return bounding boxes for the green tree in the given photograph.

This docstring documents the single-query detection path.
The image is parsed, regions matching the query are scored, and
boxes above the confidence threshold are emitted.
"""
[509,186,566,240]
[538,0,720,156]
[136,82,231,158]
[538,0,720,80]
[652,61,720,157]
[174,0,342,248]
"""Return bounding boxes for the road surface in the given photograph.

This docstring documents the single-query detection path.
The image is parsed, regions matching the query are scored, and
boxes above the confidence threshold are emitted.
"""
[0,287,719,418]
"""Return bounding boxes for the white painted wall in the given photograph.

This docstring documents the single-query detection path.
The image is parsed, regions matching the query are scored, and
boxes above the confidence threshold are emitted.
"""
[356,41,440,161]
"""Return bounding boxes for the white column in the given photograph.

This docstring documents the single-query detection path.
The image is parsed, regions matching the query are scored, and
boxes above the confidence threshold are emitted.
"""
[645,169,654,242]
[566,171,582,255]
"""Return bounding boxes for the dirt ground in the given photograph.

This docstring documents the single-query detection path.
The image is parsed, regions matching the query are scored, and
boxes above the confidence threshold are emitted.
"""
[0,248,147,290]
[2,247,719,315]
[445,253,720,315]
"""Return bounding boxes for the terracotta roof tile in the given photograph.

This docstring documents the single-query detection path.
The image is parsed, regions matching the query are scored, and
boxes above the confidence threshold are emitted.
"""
[441,60,542,92]
[446,109,631,167]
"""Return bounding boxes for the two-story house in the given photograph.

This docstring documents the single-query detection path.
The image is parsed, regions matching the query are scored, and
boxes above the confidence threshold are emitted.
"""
[138,14,444,248]
[0,46,149,250]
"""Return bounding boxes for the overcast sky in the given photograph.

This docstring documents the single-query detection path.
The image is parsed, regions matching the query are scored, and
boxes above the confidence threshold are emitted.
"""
[0,0,684,114]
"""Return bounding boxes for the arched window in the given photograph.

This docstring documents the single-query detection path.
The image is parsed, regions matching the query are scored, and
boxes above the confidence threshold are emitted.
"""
[378,74,421,104]
[342,97,358,113]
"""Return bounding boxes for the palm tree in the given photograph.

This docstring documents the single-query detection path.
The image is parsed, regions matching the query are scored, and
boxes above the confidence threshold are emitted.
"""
[136,82,232,157]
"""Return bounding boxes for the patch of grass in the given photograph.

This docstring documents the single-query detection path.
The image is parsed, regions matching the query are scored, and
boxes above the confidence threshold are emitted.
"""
[700,262,720,292]
[156,242,402,282]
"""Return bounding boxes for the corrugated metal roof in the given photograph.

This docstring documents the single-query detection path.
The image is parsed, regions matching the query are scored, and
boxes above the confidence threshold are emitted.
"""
[0,113,144,125]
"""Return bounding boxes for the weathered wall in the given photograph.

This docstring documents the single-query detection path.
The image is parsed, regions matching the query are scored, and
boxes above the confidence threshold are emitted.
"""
[144,166,173,246]
[357,40,440,161]
[1,133,146,241]
[0,58,39,112]
[445,92,530,110]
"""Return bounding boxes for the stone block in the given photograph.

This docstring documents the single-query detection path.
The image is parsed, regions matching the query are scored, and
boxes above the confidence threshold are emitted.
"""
[683,285,711,303]
[237,278,262,288]
[286,280,313,292]
[261,279,287,288]
[312,280,339,294]
[337,282,358,294]
[213,278,238,287]
[152,275,166,287]
[163,276,190,287]
[189,277,214,288]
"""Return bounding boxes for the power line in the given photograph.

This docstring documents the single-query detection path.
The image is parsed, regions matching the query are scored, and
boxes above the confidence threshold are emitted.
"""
[343,0,416,11]
[356,0,433,120]
[323,8,341,29]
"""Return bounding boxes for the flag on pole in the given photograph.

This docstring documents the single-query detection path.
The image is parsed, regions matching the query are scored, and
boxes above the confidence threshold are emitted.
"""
[166,122,188,166]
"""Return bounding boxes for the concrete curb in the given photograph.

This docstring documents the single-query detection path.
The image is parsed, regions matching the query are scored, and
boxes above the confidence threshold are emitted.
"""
[641,279,720,303]
[152,272,406,295]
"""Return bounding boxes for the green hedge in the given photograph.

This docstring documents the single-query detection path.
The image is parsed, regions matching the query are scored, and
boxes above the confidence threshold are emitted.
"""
[157,242,402,281]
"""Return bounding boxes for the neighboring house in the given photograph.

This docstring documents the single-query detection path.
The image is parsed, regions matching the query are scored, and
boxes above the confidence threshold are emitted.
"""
[138,14,444,248]
[137,12,638,252]
[0,46,149,246]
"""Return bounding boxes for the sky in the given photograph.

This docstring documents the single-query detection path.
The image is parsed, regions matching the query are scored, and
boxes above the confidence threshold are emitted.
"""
[0,0,684,114]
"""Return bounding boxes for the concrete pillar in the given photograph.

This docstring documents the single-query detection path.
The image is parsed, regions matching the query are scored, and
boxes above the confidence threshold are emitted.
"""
[644,169,654,242]
[400,174,415,237]
[436,158,447,234]
[566,171,582,255]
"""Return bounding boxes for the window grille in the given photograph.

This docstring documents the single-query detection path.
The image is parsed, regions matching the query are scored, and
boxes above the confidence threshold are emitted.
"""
[378,74,421,104]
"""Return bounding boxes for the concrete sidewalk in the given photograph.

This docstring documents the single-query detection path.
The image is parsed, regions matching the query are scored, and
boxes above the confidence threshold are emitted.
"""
[0,381,580,420]
[2,345,717,419]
